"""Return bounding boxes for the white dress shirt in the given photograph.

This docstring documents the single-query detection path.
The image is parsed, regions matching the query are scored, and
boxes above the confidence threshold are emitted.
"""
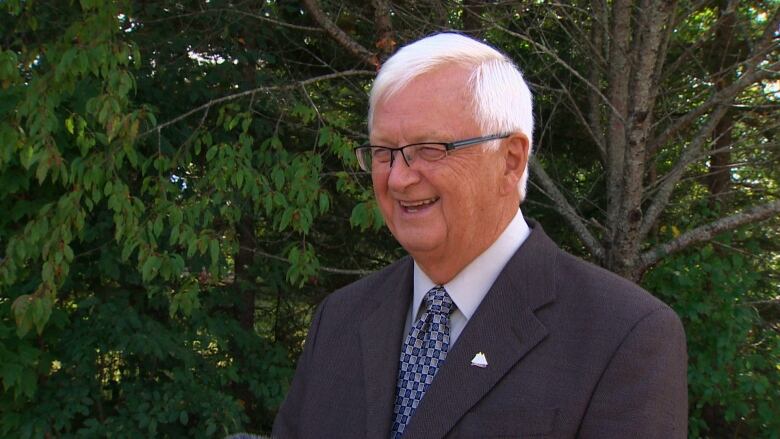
[405,209,530,347]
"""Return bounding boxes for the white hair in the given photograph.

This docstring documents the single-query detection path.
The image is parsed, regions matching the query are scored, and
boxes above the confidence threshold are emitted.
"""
[368,32,534,200]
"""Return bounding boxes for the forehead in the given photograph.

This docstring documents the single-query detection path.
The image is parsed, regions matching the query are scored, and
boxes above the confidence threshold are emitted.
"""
[370,65,478,142]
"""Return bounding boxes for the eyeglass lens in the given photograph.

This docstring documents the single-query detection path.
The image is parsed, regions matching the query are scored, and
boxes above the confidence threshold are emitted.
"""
[360,145,447,173]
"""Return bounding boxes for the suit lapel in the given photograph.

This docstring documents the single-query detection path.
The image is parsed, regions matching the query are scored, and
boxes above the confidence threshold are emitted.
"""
[360,258,414,439]
[403,223,558,439]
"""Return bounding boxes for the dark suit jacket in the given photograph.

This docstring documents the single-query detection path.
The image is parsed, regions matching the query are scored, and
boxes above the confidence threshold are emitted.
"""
[273,222,688,438]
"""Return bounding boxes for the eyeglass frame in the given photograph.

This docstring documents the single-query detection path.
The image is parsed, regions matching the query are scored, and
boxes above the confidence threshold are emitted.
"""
[353,132,511,173]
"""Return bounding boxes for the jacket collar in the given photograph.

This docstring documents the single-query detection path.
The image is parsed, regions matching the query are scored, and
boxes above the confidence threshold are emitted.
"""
[403,220,557,438]
[360,220,558,438]
[359,257,414,438]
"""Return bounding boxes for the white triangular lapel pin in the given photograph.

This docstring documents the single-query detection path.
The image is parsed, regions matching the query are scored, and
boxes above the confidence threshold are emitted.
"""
[470,352,488,368]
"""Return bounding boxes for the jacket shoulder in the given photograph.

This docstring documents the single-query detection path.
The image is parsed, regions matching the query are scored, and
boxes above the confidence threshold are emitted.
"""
[557,249,669,314]
[522,221,671,318]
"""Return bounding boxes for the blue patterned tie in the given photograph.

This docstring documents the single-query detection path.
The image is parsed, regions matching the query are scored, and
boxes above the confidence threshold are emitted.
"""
[391,286,455,438]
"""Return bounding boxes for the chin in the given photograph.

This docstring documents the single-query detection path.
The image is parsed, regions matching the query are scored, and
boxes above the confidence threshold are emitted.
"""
[395,234,444,256]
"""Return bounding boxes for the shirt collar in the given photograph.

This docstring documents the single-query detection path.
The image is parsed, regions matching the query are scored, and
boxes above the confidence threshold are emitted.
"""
[412,209,530,320]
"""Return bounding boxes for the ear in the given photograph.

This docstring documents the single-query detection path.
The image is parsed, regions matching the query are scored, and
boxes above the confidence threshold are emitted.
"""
[499,133,529,196]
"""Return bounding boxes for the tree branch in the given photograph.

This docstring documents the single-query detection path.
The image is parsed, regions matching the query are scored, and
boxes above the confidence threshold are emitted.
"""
[651,0,678,90]
[639,199,780,271]
[613,0,674,263]
[140,70,376,137]
[649,60,778,155]
[245,247,373,276]
[640,103,730,238]
[586,0,608,161]
[372,0,396,62]
[301,0,379,67]
[648,7,780,153]
[216,7,326,32]
[553,69,606,163]
[660,0,729,81]
[641,15,780,237]
[603,0,632,245]
[529,157,605,260]
[490,22,624,123]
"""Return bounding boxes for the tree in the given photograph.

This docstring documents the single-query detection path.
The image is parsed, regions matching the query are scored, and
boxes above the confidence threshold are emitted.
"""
[0,0,375,435]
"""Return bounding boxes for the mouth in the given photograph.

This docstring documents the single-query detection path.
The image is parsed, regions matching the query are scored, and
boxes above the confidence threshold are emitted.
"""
[399,197,440,213]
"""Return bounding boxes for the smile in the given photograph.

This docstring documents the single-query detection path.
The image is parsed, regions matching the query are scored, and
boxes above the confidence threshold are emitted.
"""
[399,197,440,212]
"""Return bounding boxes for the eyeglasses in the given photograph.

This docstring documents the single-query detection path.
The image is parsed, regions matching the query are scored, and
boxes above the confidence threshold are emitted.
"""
[354,133,510,173]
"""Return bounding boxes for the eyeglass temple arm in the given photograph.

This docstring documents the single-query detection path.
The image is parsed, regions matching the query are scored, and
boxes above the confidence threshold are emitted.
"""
[447,133,510,150]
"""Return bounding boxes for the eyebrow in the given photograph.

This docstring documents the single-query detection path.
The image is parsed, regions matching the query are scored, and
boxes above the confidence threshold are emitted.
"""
[370,131,457,145]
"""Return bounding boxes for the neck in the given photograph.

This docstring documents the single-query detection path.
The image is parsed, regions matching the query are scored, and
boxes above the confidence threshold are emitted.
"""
[413,204,518,284]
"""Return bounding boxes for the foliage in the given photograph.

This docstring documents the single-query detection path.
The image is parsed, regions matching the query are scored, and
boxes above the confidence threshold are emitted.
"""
[0,0,778,437]
[645,228,780,438]
[0,0,377,436]
[1,290,291,437]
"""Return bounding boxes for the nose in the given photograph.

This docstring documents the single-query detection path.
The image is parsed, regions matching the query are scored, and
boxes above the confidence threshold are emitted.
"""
[387,150,420,191]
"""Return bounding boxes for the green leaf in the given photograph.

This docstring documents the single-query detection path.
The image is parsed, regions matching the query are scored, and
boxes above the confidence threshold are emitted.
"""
[33,295,53,335]
[1,363,21,392]
[35,159,51,184]
[12,295,33,337]
[121,240,139,261]
[141,255,161,281]
[41,261,54,284]
[272,167,285,190]
[169,225,180,245]
[318,192,330,214]
[318,126,331,146]
[170,207,182,227]
[206,146,218,162]
[279,208,293,231]
[273,192,286,207]
[209,239,219,265]
[153,216,163,238]
[288,245,299,265]
[186,238,198,258]
[350,202,367,230]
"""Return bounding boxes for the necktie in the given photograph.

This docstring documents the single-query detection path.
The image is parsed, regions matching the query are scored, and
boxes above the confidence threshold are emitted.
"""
[391,286,455,438]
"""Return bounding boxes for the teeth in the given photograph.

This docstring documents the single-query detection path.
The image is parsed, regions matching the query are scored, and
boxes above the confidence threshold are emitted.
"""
[400,198,438,208]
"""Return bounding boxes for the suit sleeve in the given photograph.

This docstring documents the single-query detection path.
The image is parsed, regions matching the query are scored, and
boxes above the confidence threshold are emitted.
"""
[272,297,328,438]
[578,306,688,439]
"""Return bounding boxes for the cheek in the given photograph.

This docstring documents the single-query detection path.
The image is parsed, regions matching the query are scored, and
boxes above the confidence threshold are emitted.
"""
[372,177,393,216]
[431,171,481,221]
[435,162,501,219]
[371,172,384,191]
[433,160,493,200]
[372,174,388,200]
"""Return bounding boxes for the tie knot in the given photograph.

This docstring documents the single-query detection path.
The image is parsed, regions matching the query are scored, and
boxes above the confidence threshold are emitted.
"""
[424,286,454,316]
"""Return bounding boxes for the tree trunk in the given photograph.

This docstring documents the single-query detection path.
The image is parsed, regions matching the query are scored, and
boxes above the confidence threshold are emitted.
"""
[706,0,741,205]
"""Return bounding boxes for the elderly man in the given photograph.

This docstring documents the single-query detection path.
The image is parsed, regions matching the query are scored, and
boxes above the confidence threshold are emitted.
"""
[273,33,687,439]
